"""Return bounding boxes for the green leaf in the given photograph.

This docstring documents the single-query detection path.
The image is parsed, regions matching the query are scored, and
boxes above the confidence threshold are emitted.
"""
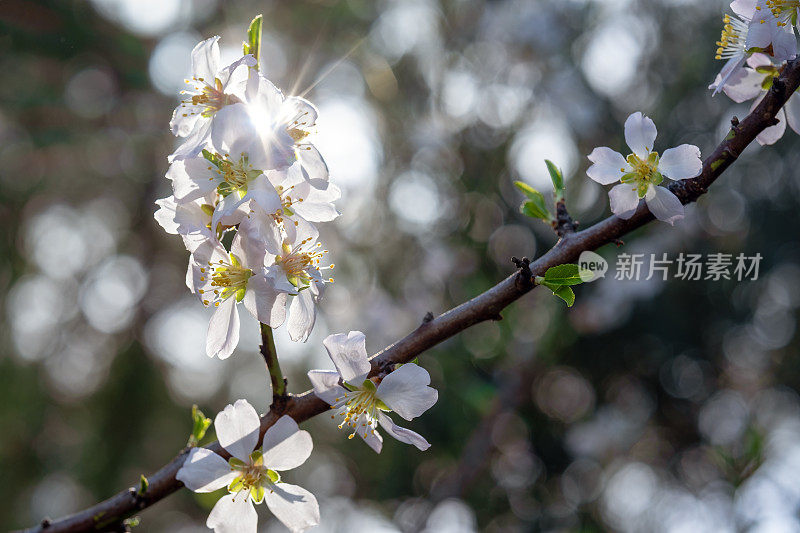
[545,159,565,198]
[138,475,148,496]
[521,201,551,221]
[515,181,552,221]
[243,15,263,68]
[542,283,575,307]
[552,285,575,307]
[544,264,585,286]
[188,405,212,447]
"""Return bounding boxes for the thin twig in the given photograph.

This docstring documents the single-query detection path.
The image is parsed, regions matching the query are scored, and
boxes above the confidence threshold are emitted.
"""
[260,323,287,406]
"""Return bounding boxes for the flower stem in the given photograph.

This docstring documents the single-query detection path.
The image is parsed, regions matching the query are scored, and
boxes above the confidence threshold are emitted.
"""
[259,323,286,398]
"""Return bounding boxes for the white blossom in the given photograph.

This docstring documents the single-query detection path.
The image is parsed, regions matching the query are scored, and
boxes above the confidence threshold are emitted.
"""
[308,331,438,453]
[586,112,703,225]
[711,2,797,95]
[710,53,800,145]
[245,73,329,182]
[238,216,332,342]
[170,37,255,161]
[177,401,320,533]
[189,231,285,358]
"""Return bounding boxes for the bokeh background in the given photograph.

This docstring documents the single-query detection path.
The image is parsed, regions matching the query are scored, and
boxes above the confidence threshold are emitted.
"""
[3,0,800,531]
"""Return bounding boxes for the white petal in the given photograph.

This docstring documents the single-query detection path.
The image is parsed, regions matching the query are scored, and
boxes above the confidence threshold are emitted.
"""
[658,144,702,180]
[261,415,313,471]
[211,192,246,235]
[359,417,384,453]
[206,298,240,360]
[207,493,258,533]
[376,363,438,421]
[715,67,764,103]
[771,21,798,61]
[784,93,800,135]
[712,55,747,96]
[244,175,281,215]
[215,399,260,462]
[608,183,640,219]
[177,448,236,493]
[154,197,179,234]
[169,119,211,160]
[731,0,757,18]
[287,290,316,343]
[168,157,217,203]
[243,276,287,327]
[624,112,657,158]
[170,105,203,138]
[322,331,371,384]
[645,185,684,225]
[264,483,320,533]
[219,56,255,98]
[297,144,329,183]
[747,52,773,69]
[586,147,629,185]
[191,36,220,85]
[291,181,341,222]
[307,370,347,405]
[377,412,431,451]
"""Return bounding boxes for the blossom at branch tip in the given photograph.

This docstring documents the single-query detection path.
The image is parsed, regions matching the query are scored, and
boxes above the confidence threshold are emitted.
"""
[170,36,256,162]
[176,400,320,533]
[711,1,797,96]
[308,331,438,453]
[710,53,800,145]
[189,232,285,359]
[586,112,702,225]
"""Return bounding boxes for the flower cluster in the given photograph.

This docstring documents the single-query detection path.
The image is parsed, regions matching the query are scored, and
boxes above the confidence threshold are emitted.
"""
[155,35,340,359]
[160,26,440,532]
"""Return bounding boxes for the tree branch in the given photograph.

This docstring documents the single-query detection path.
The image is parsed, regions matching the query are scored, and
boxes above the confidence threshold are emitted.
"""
[19,56,800,533]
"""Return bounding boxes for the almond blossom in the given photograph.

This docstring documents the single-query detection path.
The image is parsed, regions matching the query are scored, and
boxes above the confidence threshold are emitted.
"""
[167,103,283,233]
[245,73,329,182]
[176,401,319,533]
[170,37,255,161]
[308,331,438,453]
[586,112,703,225]
[237,216,332,342]
[711,1,796,95]
[710,53,800,145]
[189,231,285,358]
